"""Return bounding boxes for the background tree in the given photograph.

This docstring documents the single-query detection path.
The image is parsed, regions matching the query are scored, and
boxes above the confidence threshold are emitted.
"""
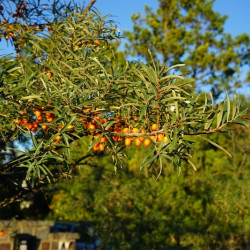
[124,0,250,98]
[42,113,249,249]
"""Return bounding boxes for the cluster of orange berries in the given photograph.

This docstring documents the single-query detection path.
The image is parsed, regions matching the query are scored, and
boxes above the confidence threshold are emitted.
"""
[14,106,169,150]
[14,108,55,134]
[2,22,47,41]
[91,123,169,152]
[82,112,169,152]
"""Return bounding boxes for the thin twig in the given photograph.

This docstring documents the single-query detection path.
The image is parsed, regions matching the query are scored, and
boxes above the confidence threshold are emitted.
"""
[84,0,97,13]
[78,0,97,22]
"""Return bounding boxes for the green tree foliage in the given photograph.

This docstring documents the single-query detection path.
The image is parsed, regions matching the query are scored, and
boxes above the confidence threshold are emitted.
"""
[44,116,250,249]
[124,0,250,98]
[0,1,248,208]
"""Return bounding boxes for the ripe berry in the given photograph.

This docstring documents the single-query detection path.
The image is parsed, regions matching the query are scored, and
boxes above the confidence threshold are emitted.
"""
[144,139,151,147]
[94,40,100,46]
[34,109,42,117]
[151,124,157,131]
[99,143,105,151]
[122,127,129,134]
[125,137,132,146]
[163,136,169,143]
[46,71,53,78]
[93,143,99,151]
[26,123,33,130]
[135,138,141,146]
[157,133,164,142]
[132,127,139,133]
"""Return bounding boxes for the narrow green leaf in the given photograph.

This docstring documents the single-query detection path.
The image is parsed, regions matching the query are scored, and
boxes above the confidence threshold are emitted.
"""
[233,118,249,127]
[164,64,185,73]
[209,92,214,106]
[198,135,232,157]
[169,130,178,153]
[30,132,38,149]
[226,91,230,122]
[217,102,224,127]
[232,95,237,119]
[159,75,184,83]
[141,154,158,168]
[139,62,157,83]
[62,133,70,158]
[139,105,147,119]
[187,159,197,171]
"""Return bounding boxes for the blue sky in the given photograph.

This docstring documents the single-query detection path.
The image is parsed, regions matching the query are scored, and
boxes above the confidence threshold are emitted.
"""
[94,0,250,37]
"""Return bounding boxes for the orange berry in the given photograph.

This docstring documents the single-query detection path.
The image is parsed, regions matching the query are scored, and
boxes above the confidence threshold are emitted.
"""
[94,40,100,46]
[123,127,129,134]
[36,115,43,121]
[47,117,54,122]
[94,133,101,140]
[8,32,15,38]
[135,137,141,146]
[151,124,157,131]
[101,118,108,124]
[88,124,95,130]
[67,124,74,130]
[132,127,139,133]
[21,118,28,126]
[42,125,48,130]
[93,143,99,151]
[90,119,97,125]
[117,136,123,142]
[34,109,42,117]
[99,143,105,151]
[125,137,132,146]
[127,200,133,207]
[139,136,145,142]
[23,2,28,8]
[93,116,101,121]
[139,129,145,141]
[163,136,169,143]
[32,128,37,133]
[53,135,61,142]
[100,136,107,143]
[88,124,95,135]
[83,108,91,113]
[150,135,156,141]
[144,139,151,147]
[112,135,118,141]
[46,71,53,78]
[157,133,164,142]
[45,112,53,117]
[32,122,38,129]
[26,123,33,130]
